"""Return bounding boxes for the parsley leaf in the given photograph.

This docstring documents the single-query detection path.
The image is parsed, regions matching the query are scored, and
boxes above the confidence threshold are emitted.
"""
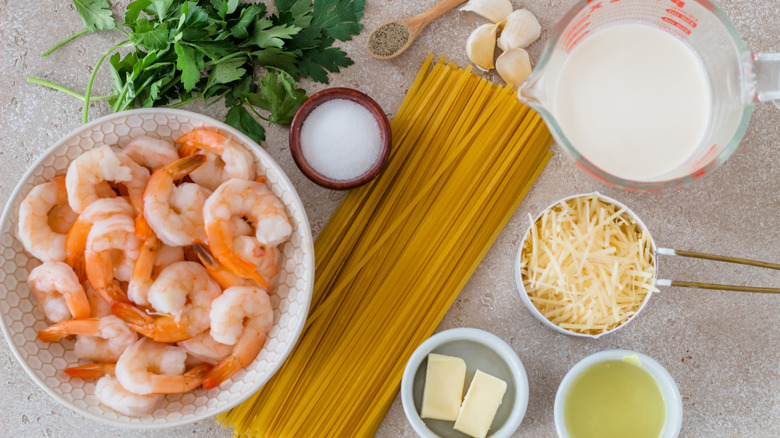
[229,4,266,39]
[311,0,363,41]
[174,42,202,92]
[73,0,116,31]
[247,19,301,49]
[298,46,354,83]
[225,105,266,144]
[250,70,306,125]
[205,57,247,89]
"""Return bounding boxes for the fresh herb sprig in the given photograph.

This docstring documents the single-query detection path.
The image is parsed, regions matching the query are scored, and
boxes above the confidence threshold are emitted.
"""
[30,0,364,144]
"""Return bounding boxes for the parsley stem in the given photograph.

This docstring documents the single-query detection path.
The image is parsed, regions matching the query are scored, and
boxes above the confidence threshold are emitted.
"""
[41,29,89,57]
[83,40,132,124]
[244,100,271,122]
[27,77,115,101]
[169,95,202,109]
[204,51,251,67]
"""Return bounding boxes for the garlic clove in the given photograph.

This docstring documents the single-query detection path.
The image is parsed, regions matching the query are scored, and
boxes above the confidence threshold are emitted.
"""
[496,48,533,90]
[496,9,542,51]
[466,23,499,71]
[459,0,513,24]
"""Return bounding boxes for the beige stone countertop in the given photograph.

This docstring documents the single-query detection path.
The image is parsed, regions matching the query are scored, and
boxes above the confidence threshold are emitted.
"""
[1,0,778,437]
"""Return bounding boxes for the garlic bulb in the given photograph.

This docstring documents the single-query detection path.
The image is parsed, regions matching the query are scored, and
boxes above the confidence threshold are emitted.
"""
[496,48,533,90]
[460,0,513,24]
[497,9,541,51]
[466,23,499,71]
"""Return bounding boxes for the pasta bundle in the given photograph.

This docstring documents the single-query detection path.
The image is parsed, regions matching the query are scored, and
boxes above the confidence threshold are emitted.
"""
[218,55,553,437]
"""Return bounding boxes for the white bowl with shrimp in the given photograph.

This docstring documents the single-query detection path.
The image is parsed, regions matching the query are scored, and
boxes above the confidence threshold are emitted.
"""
[0,109,314,428]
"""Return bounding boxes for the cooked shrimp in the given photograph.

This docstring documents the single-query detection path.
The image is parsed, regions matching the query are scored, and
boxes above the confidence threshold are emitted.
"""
[155,244,184,267]
[38,315,137,363]
[18,176,76,262]
[230,216,254,237]
[65,197,134,281]
[85,214,140,303]
[127,236,159,306]
[192,240,252,289]
[27,261,90,322]
[85,283,112,317]
[176,129,255,191]
[115,338,211,395]
[234,237,282,290]
[126,237,184,306]
[203,286,274,389]
[143,154,209,247]
[95,375,162,417]
[203,179,291,285]
[113,261,220,342]
[123,136,179,171]
[65,145,149,213]
[178,331,233,365]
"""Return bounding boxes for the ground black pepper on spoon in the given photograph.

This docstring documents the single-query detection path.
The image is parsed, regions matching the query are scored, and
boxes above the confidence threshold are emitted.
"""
[367,0,468,60]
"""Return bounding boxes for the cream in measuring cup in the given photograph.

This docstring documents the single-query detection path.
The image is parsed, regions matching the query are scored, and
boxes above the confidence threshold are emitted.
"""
[519,0,780,190]
[555,24,710,182]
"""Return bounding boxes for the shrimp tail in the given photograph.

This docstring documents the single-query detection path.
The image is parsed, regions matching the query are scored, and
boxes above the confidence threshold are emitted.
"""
[128,236,159,305]
[112,304,194,343]
[192,240,217,266]
[142,316,196,343]
[134,214,155,240]
[149,363,212,394]
[111,302,154,327]
[65,220,91,282]
[37,324,71,342]
[64,287,91,320]
[165,154,206,179]
[37,318,100,342]
[175,129,227,156]
[64,363,116,378]
[192,240,248,289]
[97,281,130,305]
[202,355,242,390]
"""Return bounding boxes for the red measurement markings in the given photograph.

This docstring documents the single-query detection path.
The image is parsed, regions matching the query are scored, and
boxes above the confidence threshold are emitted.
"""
[666,9,697,28]
[564,15,592,46]
[691,144,718,168]
[566,29,591,53]
[661,17,691,34]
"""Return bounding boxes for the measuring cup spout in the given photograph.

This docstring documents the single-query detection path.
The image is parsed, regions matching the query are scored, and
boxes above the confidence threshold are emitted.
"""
[517,73,544,107]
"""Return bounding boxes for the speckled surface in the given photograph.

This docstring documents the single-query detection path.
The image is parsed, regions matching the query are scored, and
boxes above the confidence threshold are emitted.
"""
[0,0,778,437]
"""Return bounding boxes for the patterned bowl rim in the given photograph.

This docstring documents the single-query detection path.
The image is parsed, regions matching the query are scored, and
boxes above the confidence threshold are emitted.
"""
[0,108,315,429]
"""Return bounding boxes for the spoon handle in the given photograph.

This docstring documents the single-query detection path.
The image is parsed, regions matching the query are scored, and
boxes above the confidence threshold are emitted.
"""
[659,280,780,294]
[657,247,780,270]
[411,0,469,28]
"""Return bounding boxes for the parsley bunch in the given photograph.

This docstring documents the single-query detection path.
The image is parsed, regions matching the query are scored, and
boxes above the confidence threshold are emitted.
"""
[30,0,365,144]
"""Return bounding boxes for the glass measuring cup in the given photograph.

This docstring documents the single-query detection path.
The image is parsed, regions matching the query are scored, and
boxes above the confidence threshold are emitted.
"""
[518,0,780,191]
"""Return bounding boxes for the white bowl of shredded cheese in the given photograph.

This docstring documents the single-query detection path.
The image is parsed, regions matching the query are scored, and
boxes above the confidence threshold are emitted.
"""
[515,193,658,338]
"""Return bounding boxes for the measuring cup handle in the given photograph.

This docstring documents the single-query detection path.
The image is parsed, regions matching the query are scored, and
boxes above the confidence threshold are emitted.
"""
[751,53,780,109]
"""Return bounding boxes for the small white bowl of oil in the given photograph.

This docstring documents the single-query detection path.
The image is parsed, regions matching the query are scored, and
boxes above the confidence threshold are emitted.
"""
[554,349,683,438]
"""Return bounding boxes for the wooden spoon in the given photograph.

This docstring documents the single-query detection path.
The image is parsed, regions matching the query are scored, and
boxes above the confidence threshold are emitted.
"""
[367,0,468,60]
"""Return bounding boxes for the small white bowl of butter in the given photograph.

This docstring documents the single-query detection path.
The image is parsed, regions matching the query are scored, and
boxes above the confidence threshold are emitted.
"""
[401,328,529,438]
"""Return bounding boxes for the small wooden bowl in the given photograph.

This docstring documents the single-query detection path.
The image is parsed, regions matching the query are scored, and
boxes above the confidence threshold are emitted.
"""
[289,87,391,190]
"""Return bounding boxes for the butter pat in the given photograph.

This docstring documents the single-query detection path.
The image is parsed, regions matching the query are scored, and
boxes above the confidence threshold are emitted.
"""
[454,370,508,438]
[420,353,467,421]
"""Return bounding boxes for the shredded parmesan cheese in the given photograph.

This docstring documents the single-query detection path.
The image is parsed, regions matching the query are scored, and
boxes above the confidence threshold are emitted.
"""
[520,195,658,335]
